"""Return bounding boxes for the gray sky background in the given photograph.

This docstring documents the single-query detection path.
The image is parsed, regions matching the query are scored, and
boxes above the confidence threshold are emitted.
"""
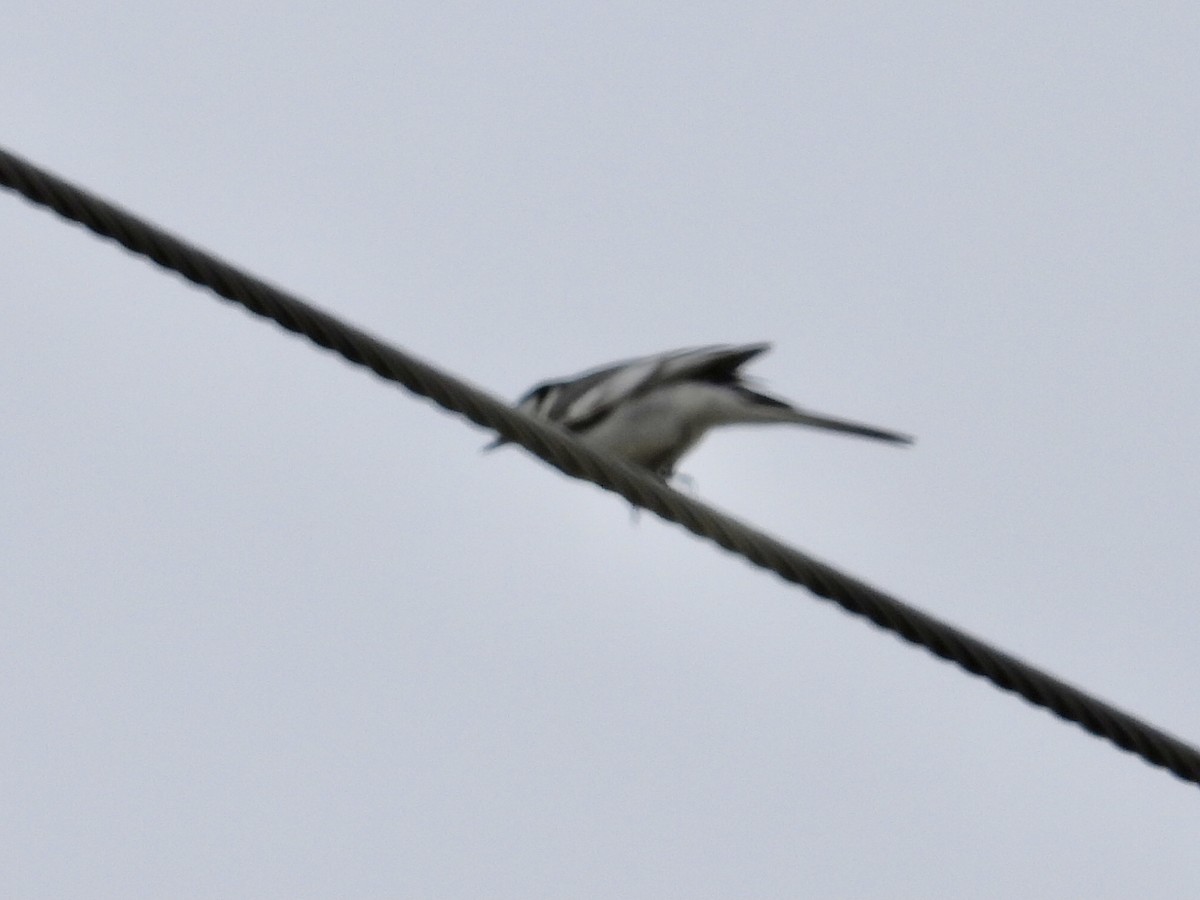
[4,3,1199,897]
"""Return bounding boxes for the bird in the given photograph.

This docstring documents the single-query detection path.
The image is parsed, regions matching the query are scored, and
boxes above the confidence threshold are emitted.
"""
[486,343,912,479]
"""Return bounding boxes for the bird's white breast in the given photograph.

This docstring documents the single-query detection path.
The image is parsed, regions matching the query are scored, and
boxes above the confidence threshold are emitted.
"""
[577,382,728,471]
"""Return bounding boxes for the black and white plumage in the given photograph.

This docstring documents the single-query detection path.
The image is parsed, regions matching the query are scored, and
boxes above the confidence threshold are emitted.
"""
[489,343,912,478]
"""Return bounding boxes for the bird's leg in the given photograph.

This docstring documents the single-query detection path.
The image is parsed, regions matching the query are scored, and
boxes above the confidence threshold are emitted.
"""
[627,466,673,524]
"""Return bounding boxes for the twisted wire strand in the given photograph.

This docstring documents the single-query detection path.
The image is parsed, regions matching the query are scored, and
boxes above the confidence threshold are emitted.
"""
[3,144,1197,787]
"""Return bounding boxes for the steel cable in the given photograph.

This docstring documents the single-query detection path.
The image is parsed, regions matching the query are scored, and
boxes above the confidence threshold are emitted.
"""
[3,144,1197,787]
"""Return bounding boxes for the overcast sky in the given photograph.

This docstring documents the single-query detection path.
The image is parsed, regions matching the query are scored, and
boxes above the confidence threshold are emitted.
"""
[4,2,1199,897]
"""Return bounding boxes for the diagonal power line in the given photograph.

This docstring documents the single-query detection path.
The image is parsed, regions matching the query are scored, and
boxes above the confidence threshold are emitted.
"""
[2,144,1197,788]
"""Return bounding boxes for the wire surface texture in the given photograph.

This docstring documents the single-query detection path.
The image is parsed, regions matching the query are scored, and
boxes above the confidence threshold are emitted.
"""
[3,144,1197,788]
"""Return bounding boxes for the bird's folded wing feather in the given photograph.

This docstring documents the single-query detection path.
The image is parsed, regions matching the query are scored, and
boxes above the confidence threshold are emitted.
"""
[553,344,771,430]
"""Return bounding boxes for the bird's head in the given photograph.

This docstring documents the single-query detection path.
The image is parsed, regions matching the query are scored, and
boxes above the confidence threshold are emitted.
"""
[483,383,557,450]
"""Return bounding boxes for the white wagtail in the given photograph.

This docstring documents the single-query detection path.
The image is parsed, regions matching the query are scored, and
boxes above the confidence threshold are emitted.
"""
[487,343,911,478]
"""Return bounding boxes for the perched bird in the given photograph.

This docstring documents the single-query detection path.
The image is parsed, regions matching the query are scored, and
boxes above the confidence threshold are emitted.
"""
[488,343,911,478]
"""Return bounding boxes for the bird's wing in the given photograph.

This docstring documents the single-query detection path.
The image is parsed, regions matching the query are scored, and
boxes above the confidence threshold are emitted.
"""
[653,343,771,385]
[550,343,771,431]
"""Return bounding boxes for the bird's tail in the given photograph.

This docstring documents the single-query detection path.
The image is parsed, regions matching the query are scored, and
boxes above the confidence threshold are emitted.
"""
[739,388,913,445]
[783,409,913,444]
